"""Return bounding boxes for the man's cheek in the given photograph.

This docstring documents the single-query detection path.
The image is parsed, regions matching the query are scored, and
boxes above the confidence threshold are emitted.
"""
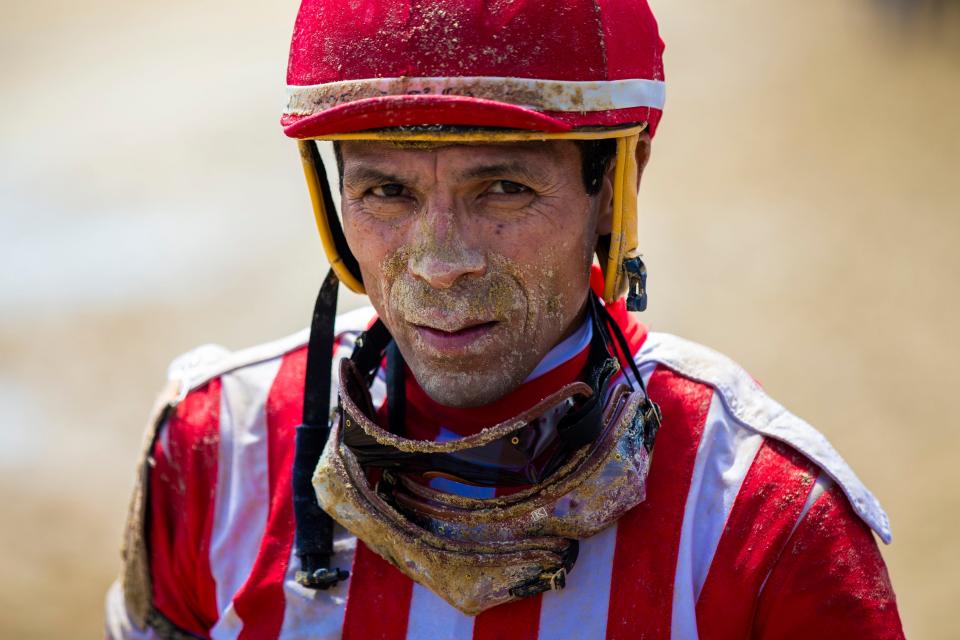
[371,276,397,330]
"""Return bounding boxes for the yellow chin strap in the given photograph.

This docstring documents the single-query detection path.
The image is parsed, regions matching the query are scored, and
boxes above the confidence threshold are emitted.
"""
[296,123,646,305]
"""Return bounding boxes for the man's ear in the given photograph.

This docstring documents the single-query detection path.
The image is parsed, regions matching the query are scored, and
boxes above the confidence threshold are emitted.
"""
[596,132,653,236]
[636,131,652,182]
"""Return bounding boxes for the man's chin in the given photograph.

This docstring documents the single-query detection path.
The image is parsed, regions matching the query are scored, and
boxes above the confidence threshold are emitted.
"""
[412,365,526,409]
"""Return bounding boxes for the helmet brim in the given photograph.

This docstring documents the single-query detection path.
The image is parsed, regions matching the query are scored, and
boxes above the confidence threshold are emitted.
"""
[282,94,576,138]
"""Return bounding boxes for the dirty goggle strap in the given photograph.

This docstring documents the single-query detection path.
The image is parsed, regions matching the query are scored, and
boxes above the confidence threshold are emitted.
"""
[590,293,662,452]
[587,294,628,386]
[385,340,406,436]
[299,139,364,291]
[549,322,622,453]
[588,293,641,391]
[348,319,392,382]
[509,539,581,599]
[343,317,405,432]
[293,268,349,589]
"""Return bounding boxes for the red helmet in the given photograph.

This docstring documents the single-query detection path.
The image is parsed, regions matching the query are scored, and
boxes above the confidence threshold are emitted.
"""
[283,0,664,138]
[283,0,665,305]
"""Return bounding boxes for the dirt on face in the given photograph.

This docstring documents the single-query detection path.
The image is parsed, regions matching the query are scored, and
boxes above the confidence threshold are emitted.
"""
[339,140,600,409]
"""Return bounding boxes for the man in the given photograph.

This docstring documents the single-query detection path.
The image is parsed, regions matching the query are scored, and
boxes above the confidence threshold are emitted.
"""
[106,0,905,638]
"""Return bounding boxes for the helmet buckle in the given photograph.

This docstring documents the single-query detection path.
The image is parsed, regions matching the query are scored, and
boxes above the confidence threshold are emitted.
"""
[295,566,349,589]
[623,256,649,312]
[547,567,567,592]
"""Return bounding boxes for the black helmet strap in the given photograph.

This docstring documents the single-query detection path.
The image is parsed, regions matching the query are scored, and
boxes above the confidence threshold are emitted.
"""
[292,268,349,589]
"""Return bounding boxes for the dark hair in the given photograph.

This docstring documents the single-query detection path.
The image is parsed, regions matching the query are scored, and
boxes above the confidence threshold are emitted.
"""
[332,138,617,195]
[576,139,617,196]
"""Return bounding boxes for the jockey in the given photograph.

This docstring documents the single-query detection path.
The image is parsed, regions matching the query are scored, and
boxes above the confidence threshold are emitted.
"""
[106,0,905,638]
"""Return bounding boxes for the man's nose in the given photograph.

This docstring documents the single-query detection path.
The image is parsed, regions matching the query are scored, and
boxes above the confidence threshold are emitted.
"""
[407,205,487,289]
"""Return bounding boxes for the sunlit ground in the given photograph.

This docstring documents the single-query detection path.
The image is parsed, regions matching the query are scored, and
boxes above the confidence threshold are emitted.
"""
[1,1,958,637]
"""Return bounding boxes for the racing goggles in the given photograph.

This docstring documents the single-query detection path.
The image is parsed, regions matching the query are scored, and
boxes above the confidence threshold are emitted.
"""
[337,313,654,488]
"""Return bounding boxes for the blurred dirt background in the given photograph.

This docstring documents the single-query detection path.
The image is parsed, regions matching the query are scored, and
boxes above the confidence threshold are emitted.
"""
[1,0,958,637]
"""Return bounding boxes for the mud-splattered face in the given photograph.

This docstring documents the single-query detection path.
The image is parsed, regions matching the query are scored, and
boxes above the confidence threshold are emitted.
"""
[340,140,612,407]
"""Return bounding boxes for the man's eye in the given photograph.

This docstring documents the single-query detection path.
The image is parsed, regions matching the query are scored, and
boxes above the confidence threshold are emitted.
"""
[370,183,407,197]
[488,180,530,195]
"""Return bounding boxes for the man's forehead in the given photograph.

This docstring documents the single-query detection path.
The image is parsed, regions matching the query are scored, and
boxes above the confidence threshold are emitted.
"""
[339,138,575,162]
[336,140,580,188]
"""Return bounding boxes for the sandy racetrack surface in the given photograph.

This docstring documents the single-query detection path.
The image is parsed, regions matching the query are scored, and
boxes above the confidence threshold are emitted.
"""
[1,1,958,637]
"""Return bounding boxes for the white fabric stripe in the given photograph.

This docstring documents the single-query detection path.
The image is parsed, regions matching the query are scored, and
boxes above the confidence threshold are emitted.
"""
[157,414,170,455]
[176,305,377,399]
[795,472,832,527]
[104,580,162,640]
[278,525,355,639]
[756,473,832,597]
[636,332,892,544]
[537,523,619,639]
[285,76,666,116]
[689,406,765,601]
[783,472,832,553]
[669,392,765,639]
[525,316,592,382]
[406,582,476,640]
[208,358,282,640]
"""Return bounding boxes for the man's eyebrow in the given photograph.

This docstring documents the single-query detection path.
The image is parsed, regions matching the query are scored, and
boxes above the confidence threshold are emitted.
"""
[459,162,550,184]
[342,159,551,186]
[342,165,405,186]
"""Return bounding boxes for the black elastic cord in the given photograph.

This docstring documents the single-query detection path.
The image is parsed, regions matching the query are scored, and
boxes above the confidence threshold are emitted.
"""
[292,269,349,589]
[350,319,392,382]
[593,294,661,453]
[302,270,340,426]
[593,294,647,394]
[385,341,406,435]
[588,294,617,361]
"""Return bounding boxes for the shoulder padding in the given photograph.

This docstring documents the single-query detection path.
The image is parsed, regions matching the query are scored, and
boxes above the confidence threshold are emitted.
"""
[167,305,377,401]
[119,378,180,631]
[117,305,376,631]
[637,332,892,544]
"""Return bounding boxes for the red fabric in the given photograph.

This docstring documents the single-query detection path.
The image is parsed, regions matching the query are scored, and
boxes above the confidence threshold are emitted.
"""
[233,348,307,638]
[752,485,905,639]
[596,0,665,80]
[149,380,222,639]
[472,593,542,640]
[398,343,591,440]
[143,289,903,637]
[696,439,819,638]
[289,0,608,84]
[342,541,414,640]
[283,0,664,137]
[605,367,713,639]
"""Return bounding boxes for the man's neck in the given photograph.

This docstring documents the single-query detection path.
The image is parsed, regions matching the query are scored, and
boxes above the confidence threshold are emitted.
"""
[385,314,594,439]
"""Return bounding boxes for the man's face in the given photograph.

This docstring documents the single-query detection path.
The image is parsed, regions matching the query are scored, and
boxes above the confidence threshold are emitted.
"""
[339,140,612,407]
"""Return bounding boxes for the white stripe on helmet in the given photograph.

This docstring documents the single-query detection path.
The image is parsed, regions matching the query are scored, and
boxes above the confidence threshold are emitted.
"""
[285,76,666,116]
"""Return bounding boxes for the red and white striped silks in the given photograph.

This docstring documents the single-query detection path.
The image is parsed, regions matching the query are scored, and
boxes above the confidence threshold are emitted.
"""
[106,304,903,640]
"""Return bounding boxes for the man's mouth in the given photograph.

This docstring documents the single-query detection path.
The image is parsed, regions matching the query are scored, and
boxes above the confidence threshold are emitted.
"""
[412,320,500,353]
